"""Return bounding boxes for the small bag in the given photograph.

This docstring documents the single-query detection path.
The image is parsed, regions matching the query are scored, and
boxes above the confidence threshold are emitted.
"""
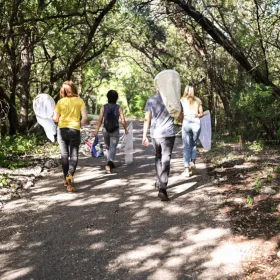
[91,136,104,158]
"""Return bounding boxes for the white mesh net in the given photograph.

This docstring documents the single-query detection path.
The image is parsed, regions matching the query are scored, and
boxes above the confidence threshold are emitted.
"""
[33,94,56,119]
[33,94,56,142]
[154,70,181,118]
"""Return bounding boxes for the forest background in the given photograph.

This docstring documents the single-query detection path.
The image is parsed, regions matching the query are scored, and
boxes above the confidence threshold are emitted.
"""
[1,0,280,146]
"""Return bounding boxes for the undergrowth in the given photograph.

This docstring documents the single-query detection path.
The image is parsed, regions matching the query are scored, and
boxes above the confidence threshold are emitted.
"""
[0,134,59,169]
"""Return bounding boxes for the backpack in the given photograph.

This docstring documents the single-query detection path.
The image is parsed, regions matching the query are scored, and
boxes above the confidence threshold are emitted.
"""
[104,104,119,133]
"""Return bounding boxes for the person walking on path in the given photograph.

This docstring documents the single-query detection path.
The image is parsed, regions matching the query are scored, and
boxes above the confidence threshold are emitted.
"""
[93,90,128,174]
[53,81,88,192]
[142,91,183,201]
[181,85,204,177]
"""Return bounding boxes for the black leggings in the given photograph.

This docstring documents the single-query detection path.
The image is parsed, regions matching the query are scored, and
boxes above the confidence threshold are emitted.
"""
[57,128,81,178]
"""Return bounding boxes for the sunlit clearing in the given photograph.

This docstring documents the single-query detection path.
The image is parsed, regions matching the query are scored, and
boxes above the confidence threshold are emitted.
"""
[95,179,128,189]
[32,186,54,193]
[74,171,105,182]
[143,200,166,209]
[119,201,135,207]
[148,268,176,280]
[1,267,33,280]
[89,242,105,250]
[165,256,185,268]
[200,241,254,277]
[26,242,43,248]
[109,244,165,269]
[1,242,21,250]
[128,195,142,201]
[188,228,230,243]
[168,181,197,195]
[86,229,105,236]
[131,215,150,225]
[134,209,149,217]
[33,193,75,202]
[135,155,154,160]
[68,193,119,206]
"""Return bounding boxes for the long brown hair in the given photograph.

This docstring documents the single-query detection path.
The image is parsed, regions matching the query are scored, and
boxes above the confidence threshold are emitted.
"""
[59,81,78,98]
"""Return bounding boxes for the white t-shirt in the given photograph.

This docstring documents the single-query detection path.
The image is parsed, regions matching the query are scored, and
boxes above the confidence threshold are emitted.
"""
[181,97,202,121]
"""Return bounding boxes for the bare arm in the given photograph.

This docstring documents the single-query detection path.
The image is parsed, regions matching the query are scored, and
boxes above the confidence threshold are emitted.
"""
[198,104,204,118]
[92,106,104,136]
[177,112,184,123]
[119,107,128,134]
[142,111,151,146]
[53,111,59,123]
[80,108,88,127]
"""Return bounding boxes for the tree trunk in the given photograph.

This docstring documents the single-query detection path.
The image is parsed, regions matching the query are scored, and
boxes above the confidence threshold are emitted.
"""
[0,84,19,135]
[167,0,280,97]
[18,33,32,132]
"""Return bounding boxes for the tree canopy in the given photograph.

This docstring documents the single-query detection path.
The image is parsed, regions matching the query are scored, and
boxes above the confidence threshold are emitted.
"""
[0,0,280,140]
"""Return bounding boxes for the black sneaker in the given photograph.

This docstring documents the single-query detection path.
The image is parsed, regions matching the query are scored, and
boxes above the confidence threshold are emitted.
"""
[155,181,160,190]
[158,188,169,201]
[108,161,115,169]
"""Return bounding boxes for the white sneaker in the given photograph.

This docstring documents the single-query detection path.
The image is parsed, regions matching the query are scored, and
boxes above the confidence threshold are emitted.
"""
[182,167,191,177]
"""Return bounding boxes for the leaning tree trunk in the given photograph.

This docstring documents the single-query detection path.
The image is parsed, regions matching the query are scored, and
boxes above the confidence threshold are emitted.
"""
[167,0,280,97]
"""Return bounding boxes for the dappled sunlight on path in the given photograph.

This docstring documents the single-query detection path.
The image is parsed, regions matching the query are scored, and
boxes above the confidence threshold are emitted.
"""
[1,119,269,280]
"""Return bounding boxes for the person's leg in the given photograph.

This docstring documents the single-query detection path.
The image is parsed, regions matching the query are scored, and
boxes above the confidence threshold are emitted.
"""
[151,138,162,187]
[57,128,70,179]
[102,129,110,162]
[68,129,81,176]
[182,122,192,167]
[107,130,119,164]
[158,136,175,189]
[190,122,201,162]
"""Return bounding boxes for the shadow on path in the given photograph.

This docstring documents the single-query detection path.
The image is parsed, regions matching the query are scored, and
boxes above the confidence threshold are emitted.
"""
[0,119,245,280]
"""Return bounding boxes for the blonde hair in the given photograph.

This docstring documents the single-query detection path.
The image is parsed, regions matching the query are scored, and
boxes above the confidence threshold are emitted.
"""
[59,81,78,98]
[182,85,194,98]
[181,85,195,105]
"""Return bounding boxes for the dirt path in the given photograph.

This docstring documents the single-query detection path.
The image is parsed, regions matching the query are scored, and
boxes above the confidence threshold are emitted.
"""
[0,119,275,280]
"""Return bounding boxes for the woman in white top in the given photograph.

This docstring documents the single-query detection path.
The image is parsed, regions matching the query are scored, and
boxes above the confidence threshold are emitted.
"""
[181,85,204,177]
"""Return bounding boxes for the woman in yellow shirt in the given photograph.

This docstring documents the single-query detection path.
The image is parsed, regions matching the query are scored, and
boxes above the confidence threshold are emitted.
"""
[53,81,88,191]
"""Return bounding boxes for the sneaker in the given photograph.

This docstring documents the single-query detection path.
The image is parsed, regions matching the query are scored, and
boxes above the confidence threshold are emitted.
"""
[66,173,75,192]
[108,161,115,169]
[182,167,191,177]
[158,188,169,201]
[190,163,197,175]
[155,181,160,190]
[105,164,111,174]
[63,180,68,188]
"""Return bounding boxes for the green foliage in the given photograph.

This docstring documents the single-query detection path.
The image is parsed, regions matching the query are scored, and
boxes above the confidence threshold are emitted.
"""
[0,134,46,157]
[248,140,265,152]
[254,178,263,193]
[0,175,8,187]
[247,195,254,206]
[87,114,94,122]
[267,172,273,184]
[231,85,280,140]
[0,134,57,168]
[274,166,280,174]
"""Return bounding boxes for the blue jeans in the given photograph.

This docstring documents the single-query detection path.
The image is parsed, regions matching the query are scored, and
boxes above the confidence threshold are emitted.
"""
[102,128,119,162]
[182,119,201,167]
[152,137,175,189]
[57,128,81,178]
